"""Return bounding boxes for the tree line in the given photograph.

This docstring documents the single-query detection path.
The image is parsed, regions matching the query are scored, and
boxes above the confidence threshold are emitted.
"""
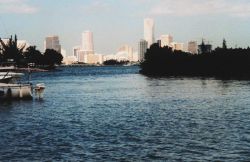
[140,40,250,78]
[103,59,129,65]
[0,35,63,69]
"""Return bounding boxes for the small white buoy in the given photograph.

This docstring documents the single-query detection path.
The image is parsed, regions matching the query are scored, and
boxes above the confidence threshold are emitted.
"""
[34,83,45,99]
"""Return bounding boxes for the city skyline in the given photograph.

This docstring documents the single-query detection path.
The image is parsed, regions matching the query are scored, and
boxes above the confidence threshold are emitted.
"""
[0,0,250,55]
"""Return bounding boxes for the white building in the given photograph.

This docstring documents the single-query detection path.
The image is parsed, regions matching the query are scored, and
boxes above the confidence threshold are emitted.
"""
[44,35,61,53]
[144,18,154,48]
[160,35,173,47]
[76,50,86,63]
[138,39,148,61]
[82,31,94,54]
[63,56,78,65]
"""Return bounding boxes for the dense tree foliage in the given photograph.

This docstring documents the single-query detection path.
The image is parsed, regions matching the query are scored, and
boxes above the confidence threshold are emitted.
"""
[43,49,63,67]
[140,41,250,78]
[0,35,63,68]
[23,46,44,65]
[103,59,129,65]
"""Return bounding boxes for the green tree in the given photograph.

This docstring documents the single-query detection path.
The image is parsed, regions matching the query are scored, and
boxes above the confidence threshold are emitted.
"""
[43,49,63,67]
[0,35,25,65]
[23,46,43,65]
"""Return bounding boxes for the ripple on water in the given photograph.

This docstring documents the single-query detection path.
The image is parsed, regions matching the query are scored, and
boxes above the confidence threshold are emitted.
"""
[0,66,250,161]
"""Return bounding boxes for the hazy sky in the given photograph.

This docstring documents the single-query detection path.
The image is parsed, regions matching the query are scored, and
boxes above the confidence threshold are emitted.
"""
[0,0,250,55]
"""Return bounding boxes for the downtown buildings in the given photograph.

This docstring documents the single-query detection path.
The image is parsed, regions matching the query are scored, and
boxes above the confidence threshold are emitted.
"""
[66,18,203,65]
[74,31,103,64]
[72,30,138,64]
[44,35,61,53]
[160,35,173,47]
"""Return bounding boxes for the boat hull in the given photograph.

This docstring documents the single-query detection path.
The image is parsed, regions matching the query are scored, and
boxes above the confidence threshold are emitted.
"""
[0,83,32,100]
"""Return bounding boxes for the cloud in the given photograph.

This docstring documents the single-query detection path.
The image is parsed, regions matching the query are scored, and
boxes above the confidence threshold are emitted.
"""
[0,0,38,14]
[149,0,250,17]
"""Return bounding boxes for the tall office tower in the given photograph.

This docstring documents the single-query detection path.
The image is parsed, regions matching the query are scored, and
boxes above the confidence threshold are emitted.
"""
[44,35,61,53]
[138,39,148,61]
[160,35,173,47]
[82,31,94,54]
[188,41,198,54]
[171,42,184,51]
[144,18,154,48]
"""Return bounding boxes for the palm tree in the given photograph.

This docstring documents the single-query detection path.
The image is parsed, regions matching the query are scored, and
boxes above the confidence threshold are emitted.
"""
[0,35,26,65]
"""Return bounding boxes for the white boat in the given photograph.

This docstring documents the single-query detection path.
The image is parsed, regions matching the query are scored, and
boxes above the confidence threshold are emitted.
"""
[0,66,23,83]
[0,72,24,77]
[0,66,46,100]
[0,76,13,83]
[0,83,33,99]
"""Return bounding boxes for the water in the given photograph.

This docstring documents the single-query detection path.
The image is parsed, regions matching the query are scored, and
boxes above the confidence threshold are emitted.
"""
[0,66,250,161]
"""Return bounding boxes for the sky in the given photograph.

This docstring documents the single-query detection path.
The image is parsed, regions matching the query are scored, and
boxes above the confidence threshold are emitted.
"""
[0,0,250,55]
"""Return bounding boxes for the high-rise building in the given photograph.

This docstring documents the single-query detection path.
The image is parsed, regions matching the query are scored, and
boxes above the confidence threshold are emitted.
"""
[188,41,198,54]
[44,35,61,53]
[171,42,184,51]
[82,31,94,54]
[160,35,173,47]
[138,39,148,61]
[144,18,154,48]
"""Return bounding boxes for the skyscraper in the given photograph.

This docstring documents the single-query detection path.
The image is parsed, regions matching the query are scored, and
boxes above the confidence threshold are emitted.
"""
[138,39,148,61]
[144,18,154,48]
[82,31,94,54]
[160,35,173,47]
[44,35,61,53]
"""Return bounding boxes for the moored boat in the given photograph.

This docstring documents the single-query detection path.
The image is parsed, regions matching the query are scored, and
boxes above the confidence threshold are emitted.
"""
[0,83,33,99]
[0,66,46,100]
[0,76,13,83]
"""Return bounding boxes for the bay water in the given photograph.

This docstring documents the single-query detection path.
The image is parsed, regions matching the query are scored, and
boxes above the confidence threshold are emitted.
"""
[0,66,250,161]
